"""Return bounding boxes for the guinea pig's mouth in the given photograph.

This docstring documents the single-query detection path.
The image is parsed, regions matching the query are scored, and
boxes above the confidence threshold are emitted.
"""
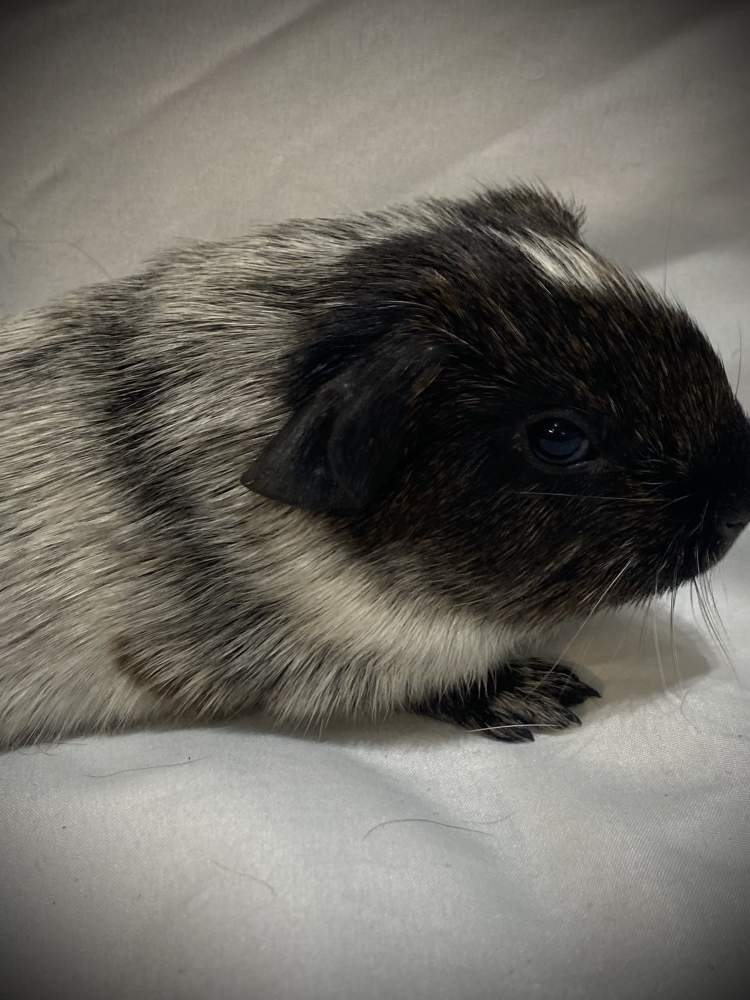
[620,506,746,601]
[671,546,723,587]
[670,504,749,586]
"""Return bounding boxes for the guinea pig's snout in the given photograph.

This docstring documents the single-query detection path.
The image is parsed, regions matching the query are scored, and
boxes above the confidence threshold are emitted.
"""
[716,501,750,548]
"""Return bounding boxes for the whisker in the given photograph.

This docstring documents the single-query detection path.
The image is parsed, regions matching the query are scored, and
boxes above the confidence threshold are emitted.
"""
[650,560,675,700]
[693,550,736,678]
[668,567,697,726]
[702,569,737,681]
[638,594,655,658]
[595,599,642,665]
[669,578,680,682]
[639,522,683,695]
[706,571,728,645]
[510,490,678,504]
[652,594,669,697]
[531,558,634,694]
[466,722,562,734]
[735,322,744,398]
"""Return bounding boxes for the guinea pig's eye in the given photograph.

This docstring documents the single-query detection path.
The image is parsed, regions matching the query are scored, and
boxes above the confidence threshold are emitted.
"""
[526,415,591,466]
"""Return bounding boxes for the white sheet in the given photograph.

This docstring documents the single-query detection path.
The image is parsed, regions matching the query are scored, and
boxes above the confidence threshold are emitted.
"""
[1,2,749,998]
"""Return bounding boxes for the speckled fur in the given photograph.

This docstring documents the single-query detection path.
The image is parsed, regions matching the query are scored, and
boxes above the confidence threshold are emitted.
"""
[1,185,748,748]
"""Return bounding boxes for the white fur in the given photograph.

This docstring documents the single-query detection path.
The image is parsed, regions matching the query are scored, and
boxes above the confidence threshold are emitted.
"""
[510,233,604,290]
[253,515,527,723]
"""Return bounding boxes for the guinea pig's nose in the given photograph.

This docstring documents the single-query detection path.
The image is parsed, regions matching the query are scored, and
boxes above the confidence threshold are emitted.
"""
[717,503,750,545]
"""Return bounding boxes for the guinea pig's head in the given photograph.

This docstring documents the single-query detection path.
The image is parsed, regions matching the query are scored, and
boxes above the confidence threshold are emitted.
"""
[244,186,750,626]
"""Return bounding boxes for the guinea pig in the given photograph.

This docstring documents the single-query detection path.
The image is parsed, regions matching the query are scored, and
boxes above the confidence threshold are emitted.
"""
[1,184,749,749]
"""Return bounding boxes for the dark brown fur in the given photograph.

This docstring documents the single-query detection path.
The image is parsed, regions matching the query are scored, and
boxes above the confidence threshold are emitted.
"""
[1,185,748,747]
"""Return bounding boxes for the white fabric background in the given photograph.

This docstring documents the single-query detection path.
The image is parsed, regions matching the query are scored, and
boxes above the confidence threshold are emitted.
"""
[1,2,749,998]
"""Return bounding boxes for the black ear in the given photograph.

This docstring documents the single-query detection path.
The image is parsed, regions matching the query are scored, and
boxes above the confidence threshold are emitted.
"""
[241,342,443,513]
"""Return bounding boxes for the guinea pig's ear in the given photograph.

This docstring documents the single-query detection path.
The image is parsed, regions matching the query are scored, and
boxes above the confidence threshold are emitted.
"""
[241,342,443,513]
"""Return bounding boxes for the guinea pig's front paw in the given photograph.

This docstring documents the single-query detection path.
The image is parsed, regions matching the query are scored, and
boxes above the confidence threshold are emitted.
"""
[414,659,600,742]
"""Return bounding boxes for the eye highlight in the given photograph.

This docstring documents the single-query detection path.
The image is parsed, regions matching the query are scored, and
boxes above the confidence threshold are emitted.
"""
[526,415,591,466]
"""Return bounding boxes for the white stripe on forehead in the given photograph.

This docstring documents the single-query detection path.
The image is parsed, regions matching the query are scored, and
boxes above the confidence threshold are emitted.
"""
[509,233,604,290]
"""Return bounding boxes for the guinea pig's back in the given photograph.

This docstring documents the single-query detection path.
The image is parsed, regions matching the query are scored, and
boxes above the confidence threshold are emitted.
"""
[0,236,316,745]
[0,301,160,746]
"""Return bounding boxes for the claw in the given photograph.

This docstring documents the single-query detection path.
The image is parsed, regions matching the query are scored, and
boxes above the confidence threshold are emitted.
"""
[484,725,534,743]
[415,659,598,744]
[558,683,599,707]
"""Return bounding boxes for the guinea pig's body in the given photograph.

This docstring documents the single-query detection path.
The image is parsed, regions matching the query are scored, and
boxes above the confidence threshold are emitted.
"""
[1,186,748,748]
